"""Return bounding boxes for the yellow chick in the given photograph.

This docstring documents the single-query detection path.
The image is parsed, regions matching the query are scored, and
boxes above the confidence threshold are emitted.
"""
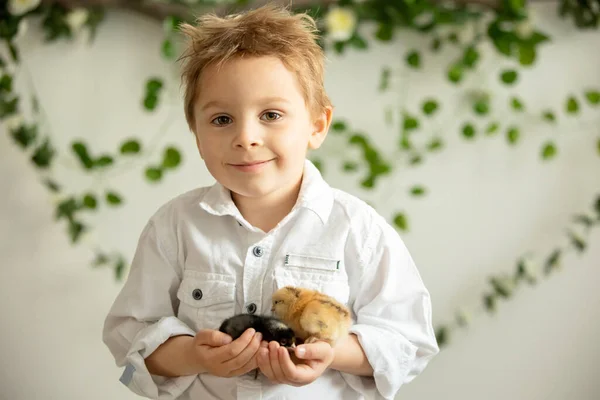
[271,286,352,347]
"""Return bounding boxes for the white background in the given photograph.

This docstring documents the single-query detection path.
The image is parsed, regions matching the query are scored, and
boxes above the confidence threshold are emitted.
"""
[1,3,599,399]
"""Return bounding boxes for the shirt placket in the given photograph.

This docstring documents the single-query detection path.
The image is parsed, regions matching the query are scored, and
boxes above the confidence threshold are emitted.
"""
[237,233,274,399]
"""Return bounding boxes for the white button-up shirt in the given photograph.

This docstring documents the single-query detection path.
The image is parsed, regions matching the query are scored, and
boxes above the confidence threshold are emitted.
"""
[102,160,439,400]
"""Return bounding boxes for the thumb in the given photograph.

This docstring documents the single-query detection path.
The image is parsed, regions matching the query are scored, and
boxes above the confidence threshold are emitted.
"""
[295,341,331,360]
[195,329,232,347]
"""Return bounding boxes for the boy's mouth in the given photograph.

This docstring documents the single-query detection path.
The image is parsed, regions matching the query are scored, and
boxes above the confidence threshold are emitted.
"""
[228,159,274,171]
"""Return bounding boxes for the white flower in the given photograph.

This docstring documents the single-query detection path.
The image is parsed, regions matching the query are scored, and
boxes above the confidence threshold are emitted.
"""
[325,7,357,42]
[515,19,534,38]
[4,113,24,131]
[66,8,89,33]
[8,0,41,16]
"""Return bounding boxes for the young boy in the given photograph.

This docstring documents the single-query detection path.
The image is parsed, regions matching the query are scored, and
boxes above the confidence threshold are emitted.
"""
[102,4,439,400]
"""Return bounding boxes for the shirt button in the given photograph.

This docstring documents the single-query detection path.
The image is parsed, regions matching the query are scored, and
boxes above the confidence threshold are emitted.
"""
[192,288,203,300]
[246,303,257,314]
[252,246,264,257]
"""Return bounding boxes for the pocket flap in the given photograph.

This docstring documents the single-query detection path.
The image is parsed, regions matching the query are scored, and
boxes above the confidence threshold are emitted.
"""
[284,253,340,271]
[177,271,235,308]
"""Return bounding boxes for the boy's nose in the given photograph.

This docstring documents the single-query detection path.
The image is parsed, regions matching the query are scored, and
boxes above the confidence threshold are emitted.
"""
[233,123,263,149]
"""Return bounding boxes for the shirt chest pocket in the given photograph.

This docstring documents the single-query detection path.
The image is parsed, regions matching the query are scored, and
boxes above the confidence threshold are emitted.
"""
[176,271,236,331]
[274,253,350,306]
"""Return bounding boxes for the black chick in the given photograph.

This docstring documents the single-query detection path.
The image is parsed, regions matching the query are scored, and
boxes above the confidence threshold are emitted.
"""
[219,314,298,380]
[218,313,297,349]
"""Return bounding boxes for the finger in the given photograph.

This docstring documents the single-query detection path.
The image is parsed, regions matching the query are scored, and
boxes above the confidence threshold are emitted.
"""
[257,347,275,381]
[269,341,287,383]
[222,331,262,372]
[278,346,303,383]
[229,350,259,377]
[212,328,256,362]
[195,329,232,347]
[295,341,331,360]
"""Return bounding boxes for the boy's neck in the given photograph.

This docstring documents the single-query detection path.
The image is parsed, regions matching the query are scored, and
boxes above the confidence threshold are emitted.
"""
[231,176,303,233]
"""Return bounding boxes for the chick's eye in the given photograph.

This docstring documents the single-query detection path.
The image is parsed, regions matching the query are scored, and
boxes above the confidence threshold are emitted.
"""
[211,115,232,126]
[261,112,281,121]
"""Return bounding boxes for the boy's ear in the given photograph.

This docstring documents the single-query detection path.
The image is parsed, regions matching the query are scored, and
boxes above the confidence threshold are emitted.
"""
[308,106,333,150]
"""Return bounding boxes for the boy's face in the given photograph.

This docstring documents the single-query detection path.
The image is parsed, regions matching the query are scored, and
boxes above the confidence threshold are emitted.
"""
[193,56,331,202]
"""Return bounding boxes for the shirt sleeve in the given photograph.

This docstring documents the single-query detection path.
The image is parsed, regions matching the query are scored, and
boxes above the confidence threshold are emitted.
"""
[340,217,439,400]
[102,219,197,399]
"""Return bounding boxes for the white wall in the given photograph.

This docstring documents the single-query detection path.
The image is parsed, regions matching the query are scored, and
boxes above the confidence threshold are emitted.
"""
[1,4,599,400]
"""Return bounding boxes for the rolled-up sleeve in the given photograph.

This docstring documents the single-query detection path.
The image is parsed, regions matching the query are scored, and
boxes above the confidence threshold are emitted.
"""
[102,219,197,399]
[341,218,439,400]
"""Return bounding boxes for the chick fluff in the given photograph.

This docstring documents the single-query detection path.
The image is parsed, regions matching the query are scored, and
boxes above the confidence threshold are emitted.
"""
[271,286,352,347]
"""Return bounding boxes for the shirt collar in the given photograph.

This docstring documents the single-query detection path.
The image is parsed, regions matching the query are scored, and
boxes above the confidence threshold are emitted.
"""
[198,159,333,224]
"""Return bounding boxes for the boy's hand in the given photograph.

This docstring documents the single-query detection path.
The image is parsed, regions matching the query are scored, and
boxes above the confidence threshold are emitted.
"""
[257,341,334,386]
[188,328,262,377]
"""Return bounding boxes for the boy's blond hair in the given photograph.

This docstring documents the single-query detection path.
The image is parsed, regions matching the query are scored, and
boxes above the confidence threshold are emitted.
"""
[178,3,332,132]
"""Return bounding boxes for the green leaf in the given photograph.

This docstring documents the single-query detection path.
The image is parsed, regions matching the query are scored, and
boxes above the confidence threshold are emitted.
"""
[375,23,394,41]
[393,212,408,231]
[114,258,126,281]
[146,78,163,93]
[462,123,475,139]
[409,154,423,165]
[427,137,443,151]
[83,194,97,209]
[349,34,368,49]
[406,50,421,69]
[410,185,426,196]
[0,97,19,118]
[106,191,123,206]
[585,90,600,105]
[483,293,497,313]
[422,100,438,116]
[399,133,412,150]
[507,126,520,145]
[544,249,561,275]
[145,167,163,181]
[542,111,556,123]
[56,198,79,220]
[343,161,358,172]
[71,142,94,169]
[120,139,141,154]
[312,158,323,173]
[566,96,579,114]
[431,37,442,52]
[44,178,61,193]
[447,64,463,84]
[332,41,345,54]
[473,100,489,115]
[595,196,600,216]
[379,67,391,92]
[541,142,557,160]
[568,231,586,252]
[68,220,86,243]
[486,122,500,135]
[161,39,175,60]
[162,147,182,169]
[573,214,595,228]
[511,97,525,111]
[94,155,114,167]
[518,45,536,66]
[31,138,55,169]
[403,114,419,131]
[0,74,13,92]
[11,124,38,149]
[490,276,512,298]
[92,252,110,267]
[462,46,479,68]
[447,32,459,44]
[144,94,158,111]
[500,70,518,85]
[435,326,448,347]
[332,121,347,132]
[163,15,183,34]
[597,138,600,156]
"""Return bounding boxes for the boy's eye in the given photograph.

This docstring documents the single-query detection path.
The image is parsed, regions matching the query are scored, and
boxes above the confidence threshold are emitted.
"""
[261,112,281,121]
[211,115,232,125]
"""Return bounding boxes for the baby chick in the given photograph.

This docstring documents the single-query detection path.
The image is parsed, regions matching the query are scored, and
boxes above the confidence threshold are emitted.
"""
[218,313,297,349]
[271,286,352,347]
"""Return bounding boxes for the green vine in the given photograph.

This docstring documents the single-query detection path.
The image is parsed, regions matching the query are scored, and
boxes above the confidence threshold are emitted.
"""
[1,0,599,341]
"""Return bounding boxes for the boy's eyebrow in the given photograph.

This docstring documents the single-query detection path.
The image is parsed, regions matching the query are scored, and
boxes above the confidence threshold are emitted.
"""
[200,97,292,111]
